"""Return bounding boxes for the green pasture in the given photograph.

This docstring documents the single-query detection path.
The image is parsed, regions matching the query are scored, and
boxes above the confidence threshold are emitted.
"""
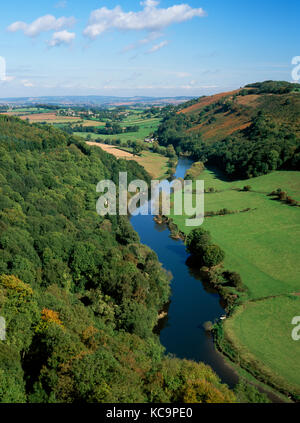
[224,295,300,395]
[170,168,300,299]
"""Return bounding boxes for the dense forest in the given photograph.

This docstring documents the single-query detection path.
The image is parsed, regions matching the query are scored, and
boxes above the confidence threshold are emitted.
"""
[155,81,300,179]
[0,115,235,403]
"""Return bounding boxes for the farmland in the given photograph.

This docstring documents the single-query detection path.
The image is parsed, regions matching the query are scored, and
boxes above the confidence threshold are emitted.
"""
[169,166,300,396]
[223,296,300,396]
[74,116,161,144]
[2,105,162,145]
[86,142,169,179]
[171,168,300,298]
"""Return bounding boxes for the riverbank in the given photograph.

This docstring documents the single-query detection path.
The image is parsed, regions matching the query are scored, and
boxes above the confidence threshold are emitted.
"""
[169,165,300,401]
[131,158,240,390]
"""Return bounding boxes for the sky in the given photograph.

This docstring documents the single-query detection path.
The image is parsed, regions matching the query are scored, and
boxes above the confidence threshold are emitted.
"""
[0,0,299,98]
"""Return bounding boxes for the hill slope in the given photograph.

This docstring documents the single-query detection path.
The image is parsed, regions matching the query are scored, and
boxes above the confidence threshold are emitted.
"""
[0,115,236,403]
[156,81,300,179]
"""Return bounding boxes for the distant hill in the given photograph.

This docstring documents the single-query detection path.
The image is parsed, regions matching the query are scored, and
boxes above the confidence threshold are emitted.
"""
[0,95,195,107]
[156,81,300,178]
[178,81,300,144]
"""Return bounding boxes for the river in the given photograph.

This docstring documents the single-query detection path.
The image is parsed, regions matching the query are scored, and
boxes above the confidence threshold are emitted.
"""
[131,157,239,388]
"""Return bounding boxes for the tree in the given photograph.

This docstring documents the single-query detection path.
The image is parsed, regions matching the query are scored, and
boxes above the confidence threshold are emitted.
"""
[132,143,143,156]
[202,245,225,267]
[166,144,177,158]
[186,228,211,256]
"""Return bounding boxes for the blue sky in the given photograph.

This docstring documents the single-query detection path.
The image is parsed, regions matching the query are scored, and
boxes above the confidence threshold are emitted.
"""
[0,0,299,98]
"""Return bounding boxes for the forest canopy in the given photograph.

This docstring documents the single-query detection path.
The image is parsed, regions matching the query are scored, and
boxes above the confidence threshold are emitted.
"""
[0,115,235,403]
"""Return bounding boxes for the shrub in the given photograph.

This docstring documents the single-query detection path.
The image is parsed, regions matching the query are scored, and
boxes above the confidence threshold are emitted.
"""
[222,271,245,292]
[202,245,225,268]
[186,228,211,256]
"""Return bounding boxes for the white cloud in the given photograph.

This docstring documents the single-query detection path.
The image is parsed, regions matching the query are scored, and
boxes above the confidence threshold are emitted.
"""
[122,31,163,53]
[21,79,35,87]
[48,30,75,47]
[83,1,205,39]
[7,14,76,37]
[147,40,169,53]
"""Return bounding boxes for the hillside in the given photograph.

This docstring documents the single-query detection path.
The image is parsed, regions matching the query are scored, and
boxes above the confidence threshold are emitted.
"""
[165,81,300,399]
[0,115,236,403]
[156,81,300,179]
[179,81,300,142]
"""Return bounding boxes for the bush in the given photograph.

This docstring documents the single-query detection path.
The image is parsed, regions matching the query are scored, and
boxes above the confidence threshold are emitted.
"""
[202,245,225,267]
[222,271,245,292]
[186,228,211,256]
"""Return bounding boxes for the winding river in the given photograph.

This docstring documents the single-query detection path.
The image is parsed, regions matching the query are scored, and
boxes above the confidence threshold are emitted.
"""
[131,157,239,388]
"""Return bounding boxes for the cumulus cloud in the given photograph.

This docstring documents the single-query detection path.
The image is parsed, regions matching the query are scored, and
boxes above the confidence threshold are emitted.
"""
[7,14,76,37]
[83,1,205,39]
[147,40,169,53]
[48,30,75,47]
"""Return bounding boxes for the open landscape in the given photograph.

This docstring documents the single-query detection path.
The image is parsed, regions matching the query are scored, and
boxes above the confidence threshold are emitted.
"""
[0,0,299,410]
[159,82,300,399]
[170,166,300,397]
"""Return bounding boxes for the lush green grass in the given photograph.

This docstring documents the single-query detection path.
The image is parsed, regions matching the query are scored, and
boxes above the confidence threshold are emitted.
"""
[74,116,160,144]
[224,295,300,396]
[200,167,300,201]
[170,166,300,394]
[171,168,300,299]
[136,151,169,179]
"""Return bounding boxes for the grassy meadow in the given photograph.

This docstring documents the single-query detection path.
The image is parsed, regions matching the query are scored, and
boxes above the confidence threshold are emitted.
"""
[74,116,161,144]
[224,295,300,396]
[170,166,300,395]
[171,168,300,299]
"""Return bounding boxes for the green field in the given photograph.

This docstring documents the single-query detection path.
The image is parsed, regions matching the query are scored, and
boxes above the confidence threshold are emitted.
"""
[224,296,300,396]
[74,115,161,144]
[171,168,300,299]
[135,150,169,179]
[170,166,300,395]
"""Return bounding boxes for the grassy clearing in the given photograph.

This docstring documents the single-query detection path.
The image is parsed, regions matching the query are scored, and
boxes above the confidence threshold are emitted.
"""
[135,150,169,179]
[86,142,169,179]
[224,296,300,396]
